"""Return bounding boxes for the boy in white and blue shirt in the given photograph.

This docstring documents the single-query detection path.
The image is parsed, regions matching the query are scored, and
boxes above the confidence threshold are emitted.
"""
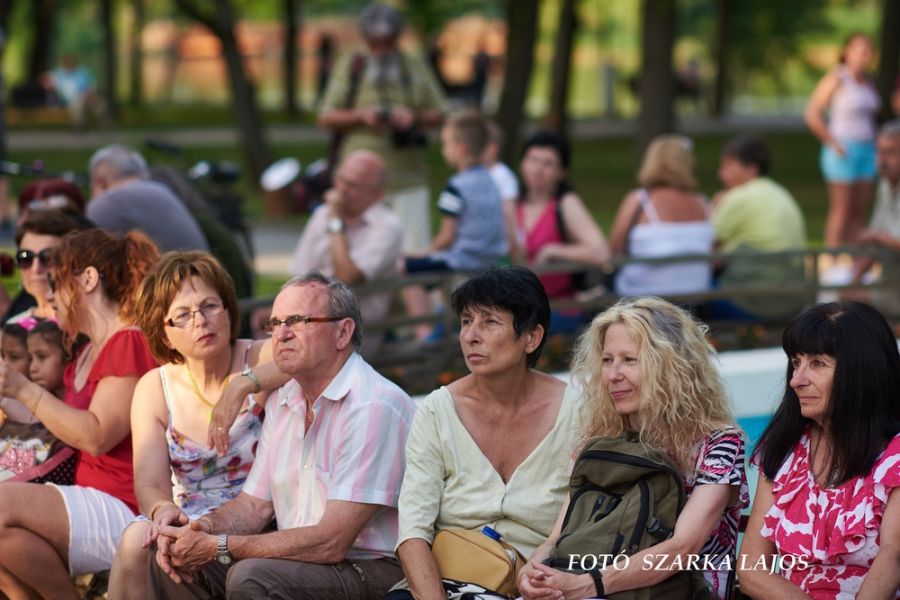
[402,111,508,337]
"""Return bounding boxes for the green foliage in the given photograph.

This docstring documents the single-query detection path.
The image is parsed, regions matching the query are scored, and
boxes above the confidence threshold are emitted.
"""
[403,0,503,36]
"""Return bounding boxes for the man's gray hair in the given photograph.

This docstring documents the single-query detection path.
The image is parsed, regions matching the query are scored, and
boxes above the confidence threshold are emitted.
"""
[89,144,149,182]
[282,272,363,349]
[880,119,900,138]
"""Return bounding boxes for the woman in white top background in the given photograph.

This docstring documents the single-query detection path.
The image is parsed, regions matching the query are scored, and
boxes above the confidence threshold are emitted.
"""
[804,32,880,252]
[609,134,713,298]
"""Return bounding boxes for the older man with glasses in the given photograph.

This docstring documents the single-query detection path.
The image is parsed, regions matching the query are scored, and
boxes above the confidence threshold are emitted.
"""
[150,272,414,600]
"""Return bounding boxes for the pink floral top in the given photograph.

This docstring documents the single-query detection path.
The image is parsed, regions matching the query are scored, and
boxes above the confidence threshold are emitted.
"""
[760,429,900,599]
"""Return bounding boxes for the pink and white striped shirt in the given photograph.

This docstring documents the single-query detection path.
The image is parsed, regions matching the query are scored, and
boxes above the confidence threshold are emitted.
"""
[243,352,414,560]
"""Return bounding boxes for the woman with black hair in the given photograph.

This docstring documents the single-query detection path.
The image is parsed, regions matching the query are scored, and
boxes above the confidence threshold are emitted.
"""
[387,267,582,599]
[739,301,900,599]
[515,131,608,333]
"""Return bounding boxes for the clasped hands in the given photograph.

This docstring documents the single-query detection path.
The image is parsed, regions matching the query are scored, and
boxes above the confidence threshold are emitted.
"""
[518,560,597,600]
[154,517,218,584]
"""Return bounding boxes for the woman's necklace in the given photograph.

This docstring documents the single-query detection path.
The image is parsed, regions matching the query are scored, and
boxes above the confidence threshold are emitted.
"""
[185,352,233,421]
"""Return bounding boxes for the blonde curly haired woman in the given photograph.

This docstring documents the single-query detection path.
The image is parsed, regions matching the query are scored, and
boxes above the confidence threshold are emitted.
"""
[518,297,748,600]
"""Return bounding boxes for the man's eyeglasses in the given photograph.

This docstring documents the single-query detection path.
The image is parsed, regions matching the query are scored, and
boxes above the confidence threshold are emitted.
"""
[165,301,225,329]
[16,248,54,270]
[262,314,344,335]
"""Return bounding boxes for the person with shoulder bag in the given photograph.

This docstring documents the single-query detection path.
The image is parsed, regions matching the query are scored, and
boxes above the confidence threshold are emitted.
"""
[386,268,582,600]
[519,297,748,600]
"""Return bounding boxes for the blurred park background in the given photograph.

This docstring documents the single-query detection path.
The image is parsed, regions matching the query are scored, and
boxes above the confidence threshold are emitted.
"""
[1,0,899,293]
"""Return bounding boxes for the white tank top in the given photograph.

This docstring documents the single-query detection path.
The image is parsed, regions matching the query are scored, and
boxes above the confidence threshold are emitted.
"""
[828,65,880,142]
[615,189,714,297]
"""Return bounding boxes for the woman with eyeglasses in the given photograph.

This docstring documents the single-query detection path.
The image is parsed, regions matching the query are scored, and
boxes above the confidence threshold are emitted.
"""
[1,210,92,328]
[0,229,159,598]
[106,251,267,600]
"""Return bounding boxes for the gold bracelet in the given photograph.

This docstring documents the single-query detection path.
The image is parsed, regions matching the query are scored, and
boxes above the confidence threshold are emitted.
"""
[197,516,214,533]
[148,499,176,520]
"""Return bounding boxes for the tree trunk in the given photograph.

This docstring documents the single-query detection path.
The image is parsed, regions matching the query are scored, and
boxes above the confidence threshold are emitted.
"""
[544,0,578,136]
[497,0,539,164]
[0,0,14,31]
[129,0,145,107]
[173,0,272,181]
[712,0,730,117]
[27,0,55,83]
[100,0,117,119]
[637,0,676,157]
[877,0,900,120]
[283,0,299,115]
[216,5,271,179]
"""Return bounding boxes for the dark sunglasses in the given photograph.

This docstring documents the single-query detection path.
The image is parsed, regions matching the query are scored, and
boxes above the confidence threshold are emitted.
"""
[16,248,54,270]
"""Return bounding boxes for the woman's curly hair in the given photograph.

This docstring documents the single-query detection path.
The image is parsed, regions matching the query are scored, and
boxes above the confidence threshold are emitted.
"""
[571,296,735,471]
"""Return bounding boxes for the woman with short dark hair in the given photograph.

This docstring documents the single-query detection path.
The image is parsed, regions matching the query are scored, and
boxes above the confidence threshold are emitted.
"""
[3,209,92,327]
[388,267,582,599]
[739,302,900,599]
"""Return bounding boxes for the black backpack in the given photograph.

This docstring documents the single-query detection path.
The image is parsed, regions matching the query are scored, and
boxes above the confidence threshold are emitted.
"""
[545,434,710,600]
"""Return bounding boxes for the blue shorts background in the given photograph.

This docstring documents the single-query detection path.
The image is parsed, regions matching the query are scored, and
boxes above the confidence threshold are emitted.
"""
[820,139,877,182]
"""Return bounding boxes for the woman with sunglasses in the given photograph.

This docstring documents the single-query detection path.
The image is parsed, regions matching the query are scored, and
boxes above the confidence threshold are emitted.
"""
[0,229,159,599]
[2,210,92,328]
[108,252,268,600]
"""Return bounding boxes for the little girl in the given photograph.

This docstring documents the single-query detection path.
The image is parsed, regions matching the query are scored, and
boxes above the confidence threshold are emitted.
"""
[0,323,38,425]
[27,320,69,398]
[0,321,75,482]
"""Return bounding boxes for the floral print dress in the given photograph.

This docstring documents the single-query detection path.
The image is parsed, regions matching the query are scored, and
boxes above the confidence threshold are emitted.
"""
[160,365,263,518]
[759,429,900,599]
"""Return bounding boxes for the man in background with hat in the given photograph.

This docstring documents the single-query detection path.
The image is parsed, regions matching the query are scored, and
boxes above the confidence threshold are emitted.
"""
[318,2,447,254]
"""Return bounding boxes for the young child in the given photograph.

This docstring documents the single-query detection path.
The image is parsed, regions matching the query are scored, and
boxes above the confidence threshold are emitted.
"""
[0,323,38,425]
[484,120,522,261]
[402,110,507,338]
[27,320,68,399]
[0,321,73,482]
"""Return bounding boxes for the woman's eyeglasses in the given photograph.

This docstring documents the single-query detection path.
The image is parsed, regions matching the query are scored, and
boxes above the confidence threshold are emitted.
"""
[165,302,225,328]
[16,248,54,270]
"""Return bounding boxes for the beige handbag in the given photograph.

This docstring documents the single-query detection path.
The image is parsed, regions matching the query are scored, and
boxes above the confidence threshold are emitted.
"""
[431,528,526,597]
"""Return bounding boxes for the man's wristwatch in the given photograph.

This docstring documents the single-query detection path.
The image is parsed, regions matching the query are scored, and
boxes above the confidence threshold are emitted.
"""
[326,217,346,234]
[241,366,261,394]
[215,534,232,565]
